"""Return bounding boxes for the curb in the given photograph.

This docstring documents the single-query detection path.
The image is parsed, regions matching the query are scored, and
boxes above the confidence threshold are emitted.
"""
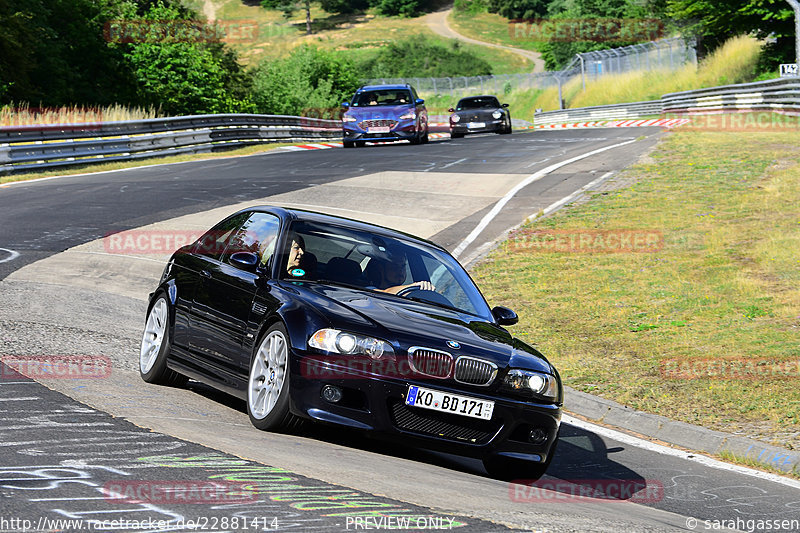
[564,386,800,475]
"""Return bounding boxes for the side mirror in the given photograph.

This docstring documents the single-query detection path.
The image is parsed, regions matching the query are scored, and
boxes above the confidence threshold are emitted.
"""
[492,306,518,326]
[342,102,350,109]
[502,103,509,108]
[448,108,455,113]
[230,251,259,272]
[415,98,424,105]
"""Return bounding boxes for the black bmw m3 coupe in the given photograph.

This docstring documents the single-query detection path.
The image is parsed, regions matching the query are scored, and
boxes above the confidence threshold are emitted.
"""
[140,206,562,479]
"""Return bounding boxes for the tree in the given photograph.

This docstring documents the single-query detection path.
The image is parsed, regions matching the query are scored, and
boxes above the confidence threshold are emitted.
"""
[261,0,312,34]
[251,46,360,116]
[667,0,795,65]
[121,1,253,114]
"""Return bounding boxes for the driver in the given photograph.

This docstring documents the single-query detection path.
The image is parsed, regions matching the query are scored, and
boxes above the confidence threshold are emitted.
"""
[367,256,435,295]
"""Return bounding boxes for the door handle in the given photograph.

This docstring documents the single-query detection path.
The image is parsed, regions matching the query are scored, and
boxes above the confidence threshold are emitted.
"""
[200,270,211,279]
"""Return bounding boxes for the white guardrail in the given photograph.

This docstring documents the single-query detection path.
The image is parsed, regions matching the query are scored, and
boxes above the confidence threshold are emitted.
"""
[533,77,800,126]
[0,114,340,175]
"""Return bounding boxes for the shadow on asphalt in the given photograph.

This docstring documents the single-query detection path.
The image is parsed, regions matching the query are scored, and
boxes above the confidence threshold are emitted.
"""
[183,379,648,498]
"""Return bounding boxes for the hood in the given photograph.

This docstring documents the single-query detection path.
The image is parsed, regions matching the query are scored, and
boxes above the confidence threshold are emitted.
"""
[454,108,500,120]
[288,281,552,373]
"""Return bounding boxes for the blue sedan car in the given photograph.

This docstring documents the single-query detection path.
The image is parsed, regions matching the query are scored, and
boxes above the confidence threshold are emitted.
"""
[341,84,429,147]
[140,207,562,479]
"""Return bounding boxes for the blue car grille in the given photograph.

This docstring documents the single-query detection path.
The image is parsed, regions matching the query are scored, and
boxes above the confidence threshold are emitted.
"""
[389,400,499,444]
[454,357,497,386]
[358,119,397,129]
[408,348,453,378]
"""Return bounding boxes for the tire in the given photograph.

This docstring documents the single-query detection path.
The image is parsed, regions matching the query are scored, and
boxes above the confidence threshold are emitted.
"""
[451,132,464,139]
[421,126,429,144]
[483,438,558,481]
[139,294,187,386]
[355,140,366,147]
[247,322,297,431]
[343,141,355,148]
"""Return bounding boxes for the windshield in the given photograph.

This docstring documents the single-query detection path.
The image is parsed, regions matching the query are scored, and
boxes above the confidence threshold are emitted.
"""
[457,97,500,110]
[279,220,493,320]
[352,89,413,107]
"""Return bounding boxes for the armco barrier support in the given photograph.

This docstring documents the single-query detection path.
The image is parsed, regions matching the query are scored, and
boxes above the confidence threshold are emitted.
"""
[0,113,340,175]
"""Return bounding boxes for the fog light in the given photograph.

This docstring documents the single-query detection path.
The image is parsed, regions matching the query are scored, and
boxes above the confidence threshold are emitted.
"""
[321,385,343,403]
[529,428,548,445]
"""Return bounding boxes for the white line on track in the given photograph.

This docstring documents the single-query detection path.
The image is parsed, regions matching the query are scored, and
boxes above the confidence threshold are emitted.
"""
[563,414,800,490]
[0,248,20,263]
[452,139,636,258]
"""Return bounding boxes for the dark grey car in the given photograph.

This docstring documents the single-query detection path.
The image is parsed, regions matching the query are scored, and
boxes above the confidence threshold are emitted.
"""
[449,95,512,138]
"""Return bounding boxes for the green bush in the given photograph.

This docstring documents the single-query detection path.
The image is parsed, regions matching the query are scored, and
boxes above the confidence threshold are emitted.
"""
[123,1,253,115]
[358,37,492,77]
[454,0,489,14]
[251,46,360,116]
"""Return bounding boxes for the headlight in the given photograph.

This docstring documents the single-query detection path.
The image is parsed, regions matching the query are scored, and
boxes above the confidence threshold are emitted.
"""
[501,369,559,400]
[399,111,416,120]
[342,115,357,123]
[492,111,502,119]
[309,329,394,359]
[451,114,460,123]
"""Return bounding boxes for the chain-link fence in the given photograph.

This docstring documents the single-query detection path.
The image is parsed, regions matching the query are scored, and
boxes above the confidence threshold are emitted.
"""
[362,37,696,102]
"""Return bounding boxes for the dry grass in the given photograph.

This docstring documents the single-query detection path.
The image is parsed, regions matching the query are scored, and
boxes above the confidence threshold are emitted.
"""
[528,35,763,113]
[1,103,160,126]
[473,128,800,448]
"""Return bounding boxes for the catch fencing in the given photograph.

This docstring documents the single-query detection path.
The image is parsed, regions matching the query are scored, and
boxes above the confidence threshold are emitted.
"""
[0,114,340,175]
[532,77,800,125]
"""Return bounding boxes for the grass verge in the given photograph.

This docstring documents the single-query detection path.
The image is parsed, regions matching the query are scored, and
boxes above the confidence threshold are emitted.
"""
[449,9,541,52]
[471,126,800,450]
[0,143,296,185]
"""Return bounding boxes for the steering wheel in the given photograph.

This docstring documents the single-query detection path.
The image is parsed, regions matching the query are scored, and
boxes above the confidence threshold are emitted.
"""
[397,285,425,297]
[397,285,436,296]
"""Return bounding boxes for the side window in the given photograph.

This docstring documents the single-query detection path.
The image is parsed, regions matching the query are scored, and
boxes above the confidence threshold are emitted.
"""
[223,213,280,269]
[195,213,249,260]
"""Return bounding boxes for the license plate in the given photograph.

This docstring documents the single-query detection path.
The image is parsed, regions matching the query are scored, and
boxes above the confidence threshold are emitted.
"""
[405,385,494,420]
[367,126,390,133]
[467,122,485,129]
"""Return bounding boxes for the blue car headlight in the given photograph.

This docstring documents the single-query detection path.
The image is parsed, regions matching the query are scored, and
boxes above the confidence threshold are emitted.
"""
[501,369,559,401]
[399,111,416,120]
[342,115,357,123]
[309,328,394,359]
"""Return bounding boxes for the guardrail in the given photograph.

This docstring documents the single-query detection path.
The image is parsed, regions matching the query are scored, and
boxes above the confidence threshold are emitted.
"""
[532,77,800,126]
[0,114,341,175]
[661,77,800,114]
[533,100,662,125]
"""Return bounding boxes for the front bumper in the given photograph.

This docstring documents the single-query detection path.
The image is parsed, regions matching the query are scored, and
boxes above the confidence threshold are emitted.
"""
[450,118,506,135]
[289,351,561,463]
[343,119,422,143]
